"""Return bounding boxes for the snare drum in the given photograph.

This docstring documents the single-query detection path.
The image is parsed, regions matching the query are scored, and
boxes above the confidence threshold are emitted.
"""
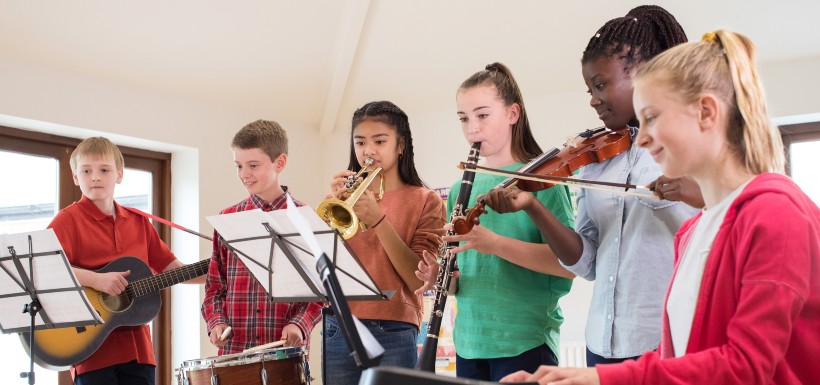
[176,346,310,385]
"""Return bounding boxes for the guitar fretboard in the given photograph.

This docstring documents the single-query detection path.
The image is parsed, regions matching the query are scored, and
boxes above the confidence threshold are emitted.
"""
[125,259,210,298]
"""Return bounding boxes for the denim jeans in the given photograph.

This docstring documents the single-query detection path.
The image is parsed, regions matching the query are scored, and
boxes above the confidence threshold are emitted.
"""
[456,343,557,381]
[585,347,641,367]
[74,360,155,385]
[324,315,419,385]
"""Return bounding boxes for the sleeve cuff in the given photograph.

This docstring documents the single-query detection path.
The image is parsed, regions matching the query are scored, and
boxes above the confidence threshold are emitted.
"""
[560,235,596,280]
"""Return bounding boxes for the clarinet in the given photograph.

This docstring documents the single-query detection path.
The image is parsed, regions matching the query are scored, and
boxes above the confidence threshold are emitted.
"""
[416,142,481,372]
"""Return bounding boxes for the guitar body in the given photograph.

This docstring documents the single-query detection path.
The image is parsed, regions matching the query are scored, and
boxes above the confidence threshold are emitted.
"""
[20,256,161,370]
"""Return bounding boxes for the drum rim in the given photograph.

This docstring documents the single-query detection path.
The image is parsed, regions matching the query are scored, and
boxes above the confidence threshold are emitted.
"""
[179,346,304,369]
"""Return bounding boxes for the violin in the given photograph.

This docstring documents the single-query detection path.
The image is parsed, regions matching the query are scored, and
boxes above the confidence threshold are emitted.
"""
[452,127,633,235]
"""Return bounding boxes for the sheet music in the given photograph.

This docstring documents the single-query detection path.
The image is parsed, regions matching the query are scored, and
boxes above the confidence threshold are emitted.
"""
[0,229,102,333]
[285,194,324,261]
[206,205,383,301]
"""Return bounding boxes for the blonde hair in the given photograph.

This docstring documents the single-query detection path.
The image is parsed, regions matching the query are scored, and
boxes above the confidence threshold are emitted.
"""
[232,119,288,161]
[635,29,785,174]
[70,137,125,173]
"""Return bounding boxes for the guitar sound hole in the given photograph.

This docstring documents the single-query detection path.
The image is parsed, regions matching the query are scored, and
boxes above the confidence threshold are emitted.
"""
[100,292,133,313]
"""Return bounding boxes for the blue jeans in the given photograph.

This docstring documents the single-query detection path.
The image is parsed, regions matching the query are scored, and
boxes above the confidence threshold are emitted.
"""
[456,343,557,381]
[324,315,419,385]
[586,347,641,367]
[74,360,155,385]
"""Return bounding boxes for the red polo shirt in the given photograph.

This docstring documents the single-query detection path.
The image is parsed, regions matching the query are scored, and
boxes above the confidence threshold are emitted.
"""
[48,195,176,375]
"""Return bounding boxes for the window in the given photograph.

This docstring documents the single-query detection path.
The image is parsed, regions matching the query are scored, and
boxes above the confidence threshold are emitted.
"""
[0,150,61,385]
[0,126,173,385]
[781,122,820,204]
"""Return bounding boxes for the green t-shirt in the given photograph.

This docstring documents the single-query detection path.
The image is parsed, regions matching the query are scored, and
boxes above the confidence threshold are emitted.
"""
[448,162,575,359]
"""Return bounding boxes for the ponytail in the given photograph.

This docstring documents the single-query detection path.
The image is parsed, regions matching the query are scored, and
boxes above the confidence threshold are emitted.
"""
[635,30,784,174]
[459,62,542,162]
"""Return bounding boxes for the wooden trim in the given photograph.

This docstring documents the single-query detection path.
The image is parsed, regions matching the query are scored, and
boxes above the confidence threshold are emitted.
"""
[780,122,820,176]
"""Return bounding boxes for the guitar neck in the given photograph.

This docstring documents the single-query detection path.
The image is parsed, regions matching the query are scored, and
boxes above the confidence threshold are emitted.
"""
[127,258,210,298]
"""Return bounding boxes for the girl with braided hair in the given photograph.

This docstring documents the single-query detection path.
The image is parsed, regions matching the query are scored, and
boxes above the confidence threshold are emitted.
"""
[482,5,700,367]
[502,28,819,385]
[323,100,446,385]
[443,62,576,381]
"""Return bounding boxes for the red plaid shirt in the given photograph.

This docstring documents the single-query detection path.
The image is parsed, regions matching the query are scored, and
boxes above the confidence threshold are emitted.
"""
[201,188,323,355]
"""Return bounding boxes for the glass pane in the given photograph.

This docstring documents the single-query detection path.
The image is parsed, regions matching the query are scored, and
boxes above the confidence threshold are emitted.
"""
[0,151,58,233]
[791,141,820,205]
[116,168,152,214]
[0,150,59,384]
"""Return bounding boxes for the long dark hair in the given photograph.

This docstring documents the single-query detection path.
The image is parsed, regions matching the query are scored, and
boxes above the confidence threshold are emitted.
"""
[348,100,426,187]
[459,62,542,163]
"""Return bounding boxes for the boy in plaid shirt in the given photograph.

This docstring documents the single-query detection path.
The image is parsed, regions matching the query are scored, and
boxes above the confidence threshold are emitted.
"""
[201,119,321,354]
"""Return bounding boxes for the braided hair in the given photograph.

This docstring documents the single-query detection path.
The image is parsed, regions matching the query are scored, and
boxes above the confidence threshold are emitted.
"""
[459,62,543,163]
[348,100,426,187]
[582,5,688,68]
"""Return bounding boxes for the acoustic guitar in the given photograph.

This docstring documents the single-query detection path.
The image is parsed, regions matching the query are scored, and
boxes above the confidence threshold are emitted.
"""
[20,256,210,369]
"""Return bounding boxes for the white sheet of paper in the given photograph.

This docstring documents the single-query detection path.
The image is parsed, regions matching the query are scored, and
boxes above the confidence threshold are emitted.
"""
[285,194,324,261]
[0,229,102,332]
[353,315,386,359]
[206,205,381,301]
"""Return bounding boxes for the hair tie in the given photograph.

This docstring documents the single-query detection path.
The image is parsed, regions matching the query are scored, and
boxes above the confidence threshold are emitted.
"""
[702,31,728,57]
[702,32,718,44]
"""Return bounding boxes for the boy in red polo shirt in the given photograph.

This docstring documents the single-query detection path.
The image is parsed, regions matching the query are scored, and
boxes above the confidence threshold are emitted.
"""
[49,137,197,385]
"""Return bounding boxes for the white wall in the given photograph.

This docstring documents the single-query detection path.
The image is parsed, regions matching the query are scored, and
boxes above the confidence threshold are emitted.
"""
[760,54,820,119]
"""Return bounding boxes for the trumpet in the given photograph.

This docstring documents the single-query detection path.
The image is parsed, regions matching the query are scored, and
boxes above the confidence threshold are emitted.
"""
[316,158,384,239]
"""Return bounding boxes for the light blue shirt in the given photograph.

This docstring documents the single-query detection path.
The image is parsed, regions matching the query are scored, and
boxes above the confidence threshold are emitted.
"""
[562,135,699,358]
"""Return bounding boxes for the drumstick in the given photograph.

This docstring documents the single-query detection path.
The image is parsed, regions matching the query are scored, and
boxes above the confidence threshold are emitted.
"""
[219,326,232,341]
[242,339,286,353]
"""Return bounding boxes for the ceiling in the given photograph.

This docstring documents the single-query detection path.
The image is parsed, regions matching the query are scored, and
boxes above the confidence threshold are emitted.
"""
[2,1,819,135]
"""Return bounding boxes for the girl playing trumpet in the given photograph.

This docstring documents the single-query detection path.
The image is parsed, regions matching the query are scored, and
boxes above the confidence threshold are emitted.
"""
[322,100,446,385]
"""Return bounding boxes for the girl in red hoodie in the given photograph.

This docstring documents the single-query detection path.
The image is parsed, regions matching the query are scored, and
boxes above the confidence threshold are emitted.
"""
[503,29,820,385]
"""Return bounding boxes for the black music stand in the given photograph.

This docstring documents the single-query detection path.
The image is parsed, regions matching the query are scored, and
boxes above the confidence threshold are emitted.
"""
[0,229,102,385]
[206,198,387,378]
[205,205,388,303]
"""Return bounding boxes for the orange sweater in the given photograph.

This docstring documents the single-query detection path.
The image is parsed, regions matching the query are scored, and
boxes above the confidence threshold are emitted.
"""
[346,185,445,326]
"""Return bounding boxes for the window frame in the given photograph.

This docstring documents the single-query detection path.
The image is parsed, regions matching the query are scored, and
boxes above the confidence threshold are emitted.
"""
[0,125,174,385]
[780,121,820,176]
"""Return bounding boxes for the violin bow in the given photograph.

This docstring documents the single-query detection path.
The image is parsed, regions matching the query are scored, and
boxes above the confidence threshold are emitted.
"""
[458,162,658,199]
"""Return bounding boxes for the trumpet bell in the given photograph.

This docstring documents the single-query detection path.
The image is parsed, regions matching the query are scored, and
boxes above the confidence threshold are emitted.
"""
[316,198,359,240]
[316,166,382,240]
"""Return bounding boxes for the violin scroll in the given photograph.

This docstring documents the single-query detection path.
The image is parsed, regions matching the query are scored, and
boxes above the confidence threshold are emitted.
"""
[452,203,487,234]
